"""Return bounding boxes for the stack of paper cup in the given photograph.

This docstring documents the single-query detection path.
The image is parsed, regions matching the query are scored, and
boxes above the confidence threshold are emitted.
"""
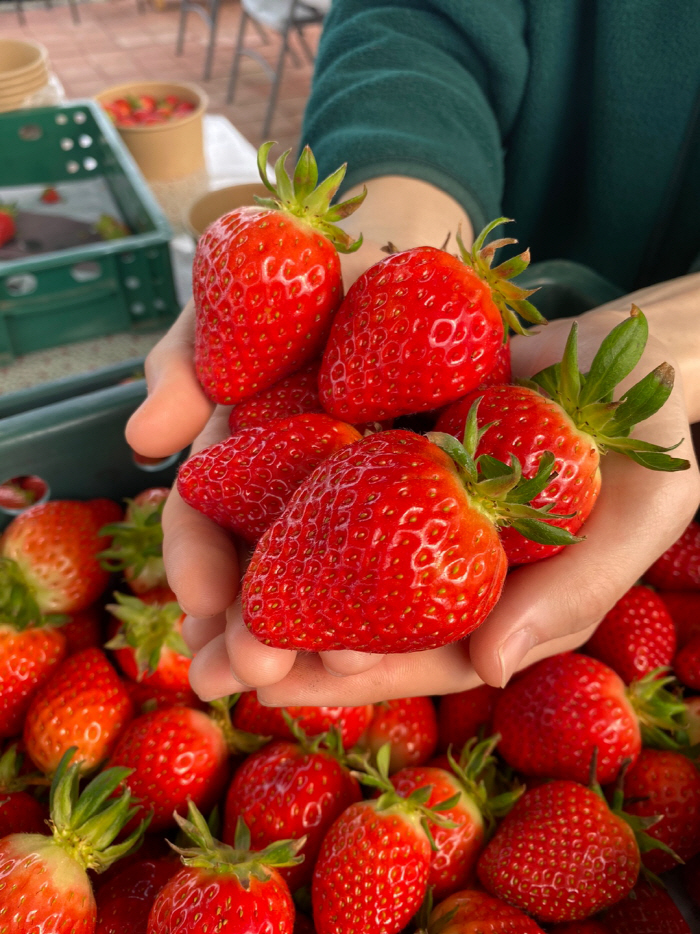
[0,39,50,113]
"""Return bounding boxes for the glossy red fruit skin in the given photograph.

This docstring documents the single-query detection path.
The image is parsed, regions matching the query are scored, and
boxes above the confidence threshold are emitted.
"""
[193,206,343,405]
[430,888,546,933]
[243,431,508,653]
[645,521,700,591]
[660,591,700,646]
[178,413,361,543]
[437,684,501,753]
[674,633,700,688]
[492,653,640,785]
[436,384,600,564]
[23,647,134,774]
[477,781,640,922]
[312,800,431,934]
[479,337,511,387]
[361,697,438,773]
[0,790,47,837]
[229,361,323,431]
[584,585,676,683]
[223,739,361,891]
[391,766,484,901]
[108,706,229,832]
[96,857,180,934]
[319,247,504,423]
[0,832,96,933]
[148,864,295,934]
[2,499,117,614]
[231,693,374,749]
[0,624,67,739]
[121,678,204,714]
[601,881,691,933]
[622,748,700,873]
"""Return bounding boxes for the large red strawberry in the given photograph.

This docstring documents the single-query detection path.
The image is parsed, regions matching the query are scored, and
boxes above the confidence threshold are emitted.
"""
[243,428,577,654]
[674,633,700,689]
[584,585,676,683]
[359,696,438,773]
[312,744,455,934]
[437,684,502,753]
[621,748,700,873]
[105,590,191,693]
[0,744,47,837]
[178,413,361,543]
[98,488,169,595]
[193,144,364,405]
[0,204,16,247]
[1,499,119,615]
[492,653,686,785]
[601,880,692,933]
[477,778,648,922]
[229,360,324,431]
[147,803,302,933]
[223,724,361,891]
[0,617,66,739]
[23,647,134,774]
[645,521,700,590]
[0,749,148,934]
[428,889,546,933]
[435,308,689,563]
[318,218,544,423]
[95,856,180,934]
[231,692,373,749]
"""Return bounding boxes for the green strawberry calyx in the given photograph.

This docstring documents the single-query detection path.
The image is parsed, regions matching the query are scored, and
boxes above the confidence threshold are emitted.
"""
[457,217,546,336]
[0,743,49,794]
[208,694,271,755]
[255,141,366,254]
[525,306,690,472]
[627,667,690,751]
[98,497,165,584]
[0,556,66,631]
[49,748,150,873]
[282,710,349,764]
[105,591,190,679]
[170,801,305,885]
[347,743,460,851]
[445,734,524,835]
[427,399,584,548]
[0,203,17,219]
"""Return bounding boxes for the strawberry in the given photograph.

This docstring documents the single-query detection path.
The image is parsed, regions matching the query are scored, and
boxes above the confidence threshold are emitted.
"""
[120,678,204,714]
[98,488,169,595]
[62,604,102,654]
[223,723,362,892]
[229,360,324,431]
[0,499,117,616]
[105,591,191,693]
[0,474,49,512]
[0,618,66,739]
[428,889,546,933]
[318,218,544,423]
[0,744,48,837]
[659,590,700,645]
[674,633,700,689]
[23,647,134,774]
[476,776,650,922]
[0,203,16,247]
[492,653,687,785]
[178,413,361,543]
[601,880,692,933]
[645,521,700,590]
[312,743,456,934]
[437,684,502,753]
[243,427,577,654]
[0,749,148,934]
[583,585,676,683]
[359,696,438,773]
[480,335,512,386]
[622,748,700,872]
[40,186,61,204]
[231,692,374,749]
[435,308,689,563]
[95,856,180,934]
[96,213,130,240]
[147,803,302,934]
[193,143,364,405]
[390,737,523,901]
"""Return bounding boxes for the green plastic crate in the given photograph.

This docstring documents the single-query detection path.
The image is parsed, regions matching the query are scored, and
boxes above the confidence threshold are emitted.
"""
[0,380,182,530]
[0,100,178,364]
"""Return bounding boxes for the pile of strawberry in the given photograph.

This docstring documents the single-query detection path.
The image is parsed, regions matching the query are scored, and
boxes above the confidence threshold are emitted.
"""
[102,93,196,127]
[0,486,700,931]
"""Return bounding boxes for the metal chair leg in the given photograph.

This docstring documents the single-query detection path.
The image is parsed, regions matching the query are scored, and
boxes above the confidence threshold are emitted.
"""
[262,24,290,140]
[175,0,188,57]
[202,0,220,81]
[16,0,25,25]
[295,24,315,65]
[68,0,80,24]
[227,10,248,104]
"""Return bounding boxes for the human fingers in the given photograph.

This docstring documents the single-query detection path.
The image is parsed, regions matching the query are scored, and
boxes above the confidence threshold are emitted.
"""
[181,612,226,653]
[224,603,297,688]
[187,633,250,701]
[319,649,386,677]
[126,300,214,458]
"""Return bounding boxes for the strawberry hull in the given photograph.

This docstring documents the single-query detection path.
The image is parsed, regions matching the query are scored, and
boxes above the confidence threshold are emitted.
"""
[243,431,507,653]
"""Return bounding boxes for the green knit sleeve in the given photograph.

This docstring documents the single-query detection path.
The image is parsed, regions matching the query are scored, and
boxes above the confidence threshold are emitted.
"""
[302,0,529,230]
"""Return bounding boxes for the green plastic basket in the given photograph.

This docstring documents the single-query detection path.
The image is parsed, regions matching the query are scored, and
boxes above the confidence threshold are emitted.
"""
[0,100,178,364]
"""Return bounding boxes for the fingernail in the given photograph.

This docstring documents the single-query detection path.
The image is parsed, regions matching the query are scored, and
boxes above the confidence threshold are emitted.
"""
[498,629,537,688]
